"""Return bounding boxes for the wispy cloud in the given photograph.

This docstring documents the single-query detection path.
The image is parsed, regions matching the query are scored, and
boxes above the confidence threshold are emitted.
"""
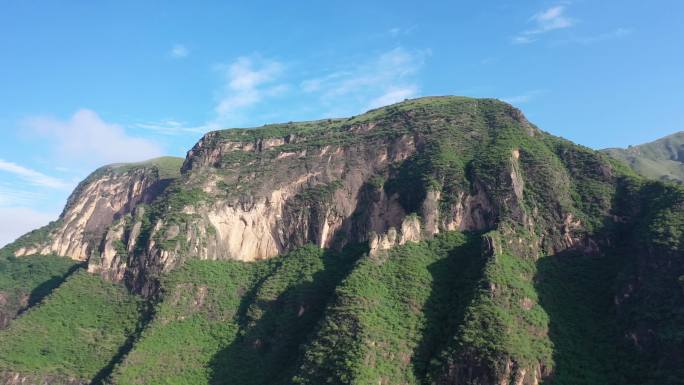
[388,26,417,37]
[513,5,575,44]
[556,27,633,45]
[0,206,58,247]
[367,86,419,109]
[137,48,428,131]
[0,184,48,207]
[170,44,189,58]
[211,56,288,127]
[134,120,209,135]
[502,90,547,105]
[301,47,427,113]
[0,159,71,189]
[25,109,163,168]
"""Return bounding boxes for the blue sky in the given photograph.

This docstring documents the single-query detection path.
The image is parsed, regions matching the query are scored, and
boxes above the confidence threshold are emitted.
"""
[1,0,683,245]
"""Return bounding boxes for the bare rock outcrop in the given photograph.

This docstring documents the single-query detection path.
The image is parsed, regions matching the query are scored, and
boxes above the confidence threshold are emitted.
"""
[14,164,171,261]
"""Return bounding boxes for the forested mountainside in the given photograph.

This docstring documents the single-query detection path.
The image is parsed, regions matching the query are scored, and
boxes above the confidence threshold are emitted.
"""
[0,96,682,385]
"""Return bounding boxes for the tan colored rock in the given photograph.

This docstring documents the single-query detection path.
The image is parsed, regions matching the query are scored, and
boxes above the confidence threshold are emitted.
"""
[14,166,164,261]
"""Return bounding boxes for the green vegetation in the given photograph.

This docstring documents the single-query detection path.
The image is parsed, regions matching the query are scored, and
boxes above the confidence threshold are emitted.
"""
[110,232,484,385]
[535,253,626,385]
[0,222,60,259]
[0,271,143,382]
[295,232,483,385]
[294,180,343,204]
[110,156,185,180]
[110,244,365,385]
[609,178,684,384]
[1,97,683,385]
[603,131,684,183]
[0,255,81,328]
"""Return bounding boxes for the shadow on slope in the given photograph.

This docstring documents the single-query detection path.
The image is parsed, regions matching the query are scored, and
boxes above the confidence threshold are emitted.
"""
[208,244,367,385]
[535,251,627,385]
[413,233,485,382]
[0,255,83,329]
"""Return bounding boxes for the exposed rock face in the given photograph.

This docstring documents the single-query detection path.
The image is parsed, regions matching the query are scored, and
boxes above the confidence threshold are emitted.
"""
[10,97,571,298]
[123,132,433,293]
[438,356,546,385]
[111,108,527,293]
[14,165,171,261]
[369,215,422,255]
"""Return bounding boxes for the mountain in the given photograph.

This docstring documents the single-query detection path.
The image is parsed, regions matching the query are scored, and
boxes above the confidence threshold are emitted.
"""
[0,96,682,385]
[602,131,684,183]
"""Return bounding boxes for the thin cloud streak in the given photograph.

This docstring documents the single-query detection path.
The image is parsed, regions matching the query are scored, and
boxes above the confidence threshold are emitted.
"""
[171,44,189,58]
[135,120,209,135]
[0,206,58,247]
[502,90,547,105]
[555,28,633,45]
[513,5,575,44]
[136,47,428,132]
[0,159,71,189]
[301,47,427,114]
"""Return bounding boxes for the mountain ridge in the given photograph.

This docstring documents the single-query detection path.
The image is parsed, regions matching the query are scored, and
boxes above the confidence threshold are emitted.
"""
[602,131,684,183]
[0,96,682,385]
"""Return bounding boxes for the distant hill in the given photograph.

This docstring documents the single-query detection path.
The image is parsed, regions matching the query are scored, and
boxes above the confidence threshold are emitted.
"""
[603,131,684,183]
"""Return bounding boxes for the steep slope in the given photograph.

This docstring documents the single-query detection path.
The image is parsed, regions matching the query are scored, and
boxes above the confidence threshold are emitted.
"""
[603,131,684,183]
[3,157,183,261]
[0,96,682,385]
[0,271,143,385]
[0,255,81,329]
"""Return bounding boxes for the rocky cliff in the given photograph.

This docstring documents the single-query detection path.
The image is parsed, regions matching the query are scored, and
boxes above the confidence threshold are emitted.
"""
[80,97,580,296]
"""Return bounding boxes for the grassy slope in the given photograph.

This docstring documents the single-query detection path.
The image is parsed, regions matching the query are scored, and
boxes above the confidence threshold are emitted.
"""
[294,232,483,385]
[603,131,684,183]
[110,244,364,385]
[0,255,81,328]
[0,271,142,382]
[111,232,483,385]
[84,228,483,385]
[109,156,184,180]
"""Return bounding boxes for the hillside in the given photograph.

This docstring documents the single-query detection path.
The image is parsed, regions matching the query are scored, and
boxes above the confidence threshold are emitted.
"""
[602,131,684,183]
[0,96,682,385]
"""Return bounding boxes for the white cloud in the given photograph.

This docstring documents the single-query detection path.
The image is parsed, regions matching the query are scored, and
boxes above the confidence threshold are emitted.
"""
[301,47,426,114]
[0,159,71,189]
[25,109,163,168]
[502,90,547,105]
[212,56,287,127]
[0,185,49,207]
[135,120,209,135]
[367,86,419,109]
[556,28,633,45]
[532,5,574,32]
[139,48,427,132]
[387,26,416,37]
[171,44,189,58]
[0,207,57,247]
[513,5,575,44]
